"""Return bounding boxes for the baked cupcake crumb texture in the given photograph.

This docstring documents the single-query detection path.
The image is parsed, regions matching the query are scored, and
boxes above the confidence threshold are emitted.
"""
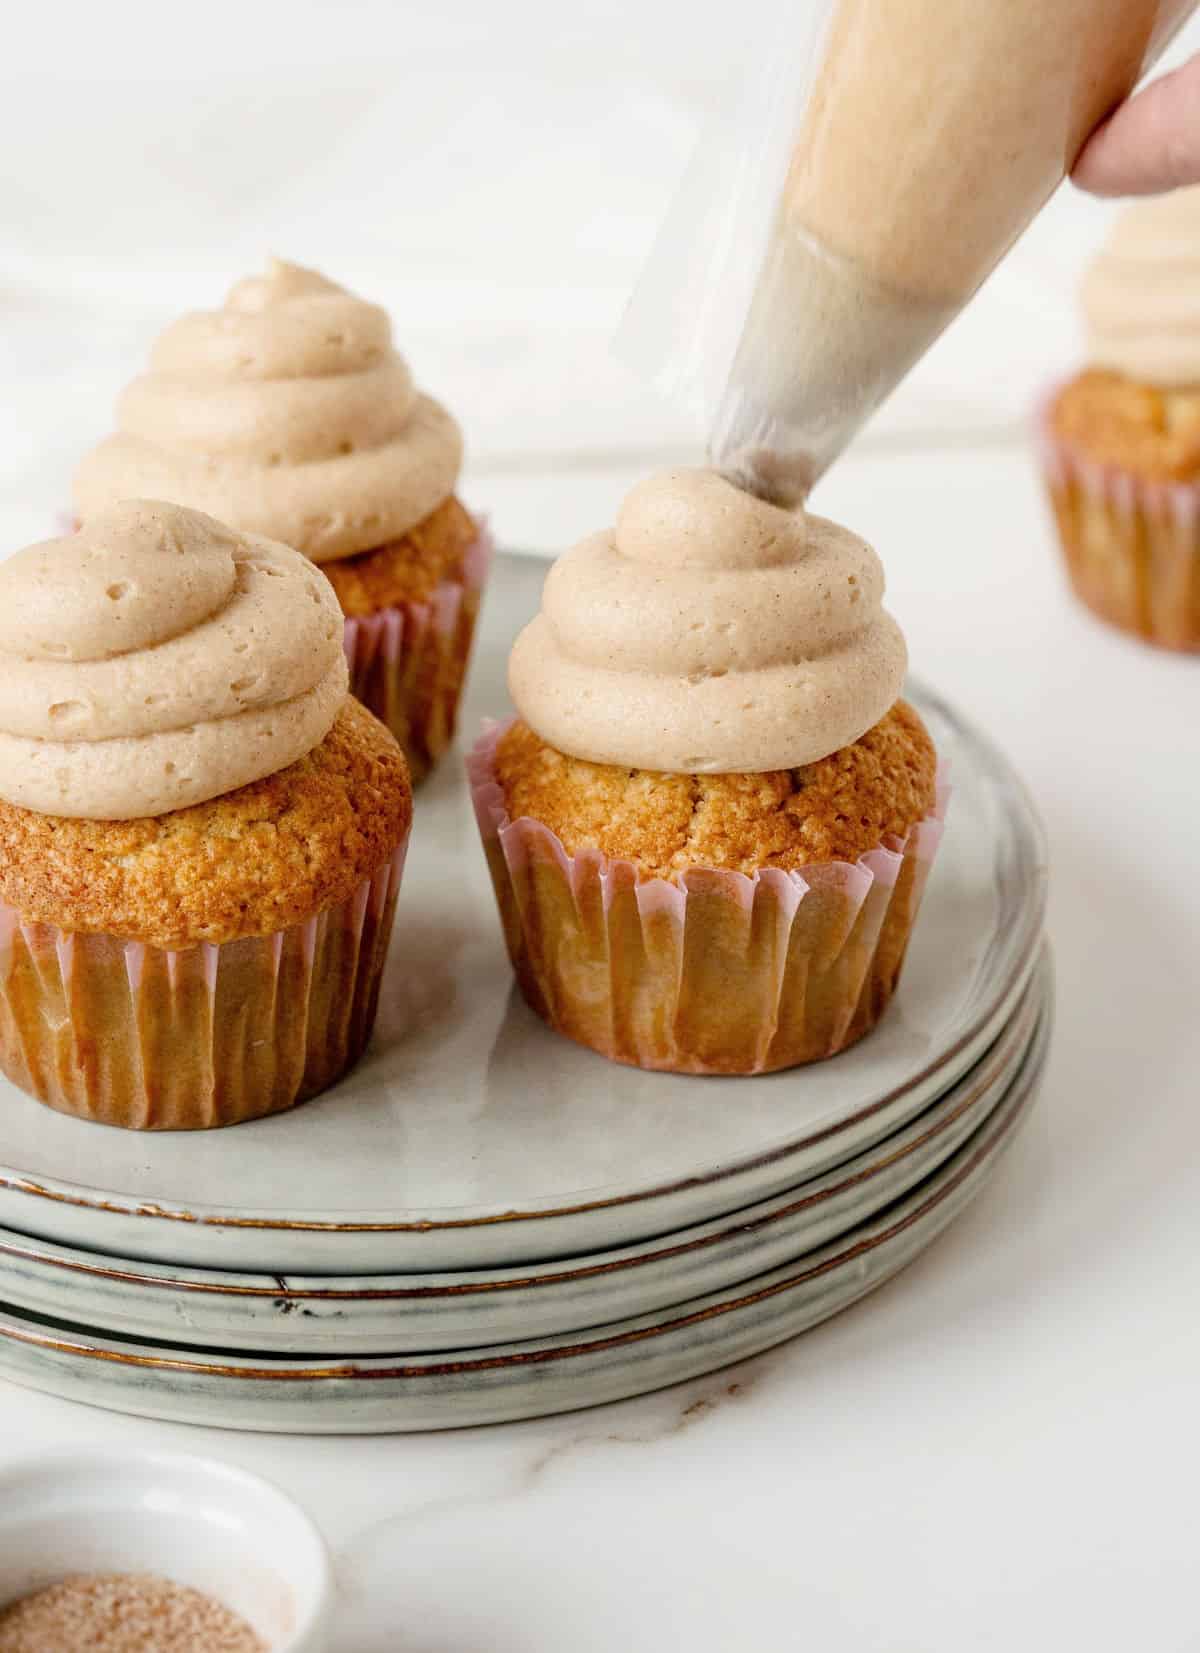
[0,699,412,949]
[1052,370,1200,482]
[495,701,936,880]
[323,495,479,615]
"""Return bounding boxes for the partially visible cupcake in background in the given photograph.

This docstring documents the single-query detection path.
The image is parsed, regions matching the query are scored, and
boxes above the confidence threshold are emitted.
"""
[469,469,945,1076]
[1040,188,1200,651]
[73,259,491,781]
[0,501,411,1130]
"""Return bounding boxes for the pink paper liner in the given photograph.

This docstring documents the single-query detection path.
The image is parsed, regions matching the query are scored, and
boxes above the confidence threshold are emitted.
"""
[1036,391,1200,651]
[342,521,494,782]
[0,849,406,1131]
[468,723,947,1076]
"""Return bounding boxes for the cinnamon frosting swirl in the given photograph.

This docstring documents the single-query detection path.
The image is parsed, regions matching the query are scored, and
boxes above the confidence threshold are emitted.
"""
[73,260,463,563]
[508,468,906,772]
[1083,187,1200,387]
[0,500,348,819]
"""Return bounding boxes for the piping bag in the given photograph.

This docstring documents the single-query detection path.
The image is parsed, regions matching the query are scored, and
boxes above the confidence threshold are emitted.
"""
[618,0,1199,504]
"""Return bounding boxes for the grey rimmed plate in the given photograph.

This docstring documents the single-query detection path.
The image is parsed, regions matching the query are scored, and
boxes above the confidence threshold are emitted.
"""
[0,959,1048,1355]
[0,1003,1048,1433]
[0,555,1047,1275]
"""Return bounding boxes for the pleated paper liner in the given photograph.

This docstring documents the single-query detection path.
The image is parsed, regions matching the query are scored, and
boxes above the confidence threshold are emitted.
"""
[469,723,947,1076]
[1037,401,1200,652]
[0,850,405,1131]
[343,523,494,783]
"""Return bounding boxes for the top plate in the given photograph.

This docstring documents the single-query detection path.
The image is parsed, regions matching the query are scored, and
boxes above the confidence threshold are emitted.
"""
[0,556,1046,1274]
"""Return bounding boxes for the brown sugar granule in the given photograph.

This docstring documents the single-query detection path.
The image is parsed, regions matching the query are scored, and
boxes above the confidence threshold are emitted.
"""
[0,1573,267,1652]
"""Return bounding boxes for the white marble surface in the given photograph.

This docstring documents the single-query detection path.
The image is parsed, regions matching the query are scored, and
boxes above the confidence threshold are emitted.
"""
[0,440,1198,1648]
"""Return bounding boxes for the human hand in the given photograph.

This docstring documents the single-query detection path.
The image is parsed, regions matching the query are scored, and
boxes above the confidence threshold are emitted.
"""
[1073,54,1200,195]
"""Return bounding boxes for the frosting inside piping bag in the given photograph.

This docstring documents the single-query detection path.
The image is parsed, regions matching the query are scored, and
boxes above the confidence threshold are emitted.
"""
[619,0,1198,501]
[509,467,906,773]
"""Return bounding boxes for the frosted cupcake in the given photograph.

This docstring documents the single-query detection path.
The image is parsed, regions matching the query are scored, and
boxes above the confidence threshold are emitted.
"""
[73,259,491,780]
[469,469,944,1076]
[1040,189,1200,650]
[0,500,411,1130]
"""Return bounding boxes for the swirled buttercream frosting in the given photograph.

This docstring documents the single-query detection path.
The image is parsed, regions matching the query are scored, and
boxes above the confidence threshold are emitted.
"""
[1083,187,1200,387]
[508,468,906,772]
[73,260,464,563]
[0,500,349,819]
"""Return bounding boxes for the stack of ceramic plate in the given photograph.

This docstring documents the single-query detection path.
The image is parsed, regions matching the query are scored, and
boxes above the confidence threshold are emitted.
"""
[0,557,1049,1434]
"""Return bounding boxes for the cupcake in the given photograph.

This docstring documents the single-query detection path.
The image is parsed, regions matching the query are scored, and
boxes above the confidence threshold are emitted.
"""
[1040,188,1200,650]
[469,469,945,1076]
[73,259,491,781]
[0,500,412,1130]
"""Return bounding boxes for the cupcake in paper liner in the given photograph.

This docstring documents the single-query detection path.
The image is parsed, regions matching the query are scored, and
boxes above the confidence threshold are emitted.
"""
[469,468,946,1077]
[1037,189,1200,652]
[73,258,491,780]
[337,516,493,784]
[0,501,412,1131]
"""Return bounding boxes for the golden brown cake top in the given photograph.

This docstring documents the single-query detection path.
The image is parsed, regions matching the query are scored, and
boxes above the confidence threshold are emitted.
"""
[1052,370,1200,482]
[322,495,478,616]
[0,699,411,949]
[494,701,936,880]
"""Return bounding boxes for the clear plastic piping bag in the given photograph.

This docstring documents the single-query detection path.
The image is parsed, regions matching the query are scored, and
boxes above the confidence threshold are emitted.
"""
[618,0,1199,504]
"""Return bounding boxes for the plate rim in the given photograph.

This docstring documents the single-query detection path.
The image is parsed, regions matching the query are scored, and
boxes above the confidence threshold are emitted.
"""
[0,678,1047,1241]
[0,959,1048,1313]
[0,998,1047,1385]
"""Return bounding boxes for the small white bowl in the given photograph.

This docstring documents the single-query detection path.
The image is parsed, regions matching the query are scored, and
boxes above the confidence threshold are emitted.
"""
[0,1447,332,1651]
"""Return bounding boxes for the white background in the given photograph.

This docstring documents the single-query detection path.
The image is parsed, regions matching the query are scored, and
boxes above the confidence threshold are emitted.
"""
[2,0,1199,550]
[2,8,1200,1651]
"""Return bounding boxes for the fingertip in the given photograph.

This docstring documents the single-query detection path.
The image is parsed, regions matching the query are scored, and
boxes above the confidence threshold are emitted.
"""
[1070,58,1200,198]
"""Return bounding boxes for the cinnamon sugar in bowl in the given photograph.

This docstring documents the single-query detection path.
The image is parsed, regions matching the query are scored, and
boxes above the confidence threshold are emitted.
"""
[0,1450,331,1652]
[0,1573,265,1651]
